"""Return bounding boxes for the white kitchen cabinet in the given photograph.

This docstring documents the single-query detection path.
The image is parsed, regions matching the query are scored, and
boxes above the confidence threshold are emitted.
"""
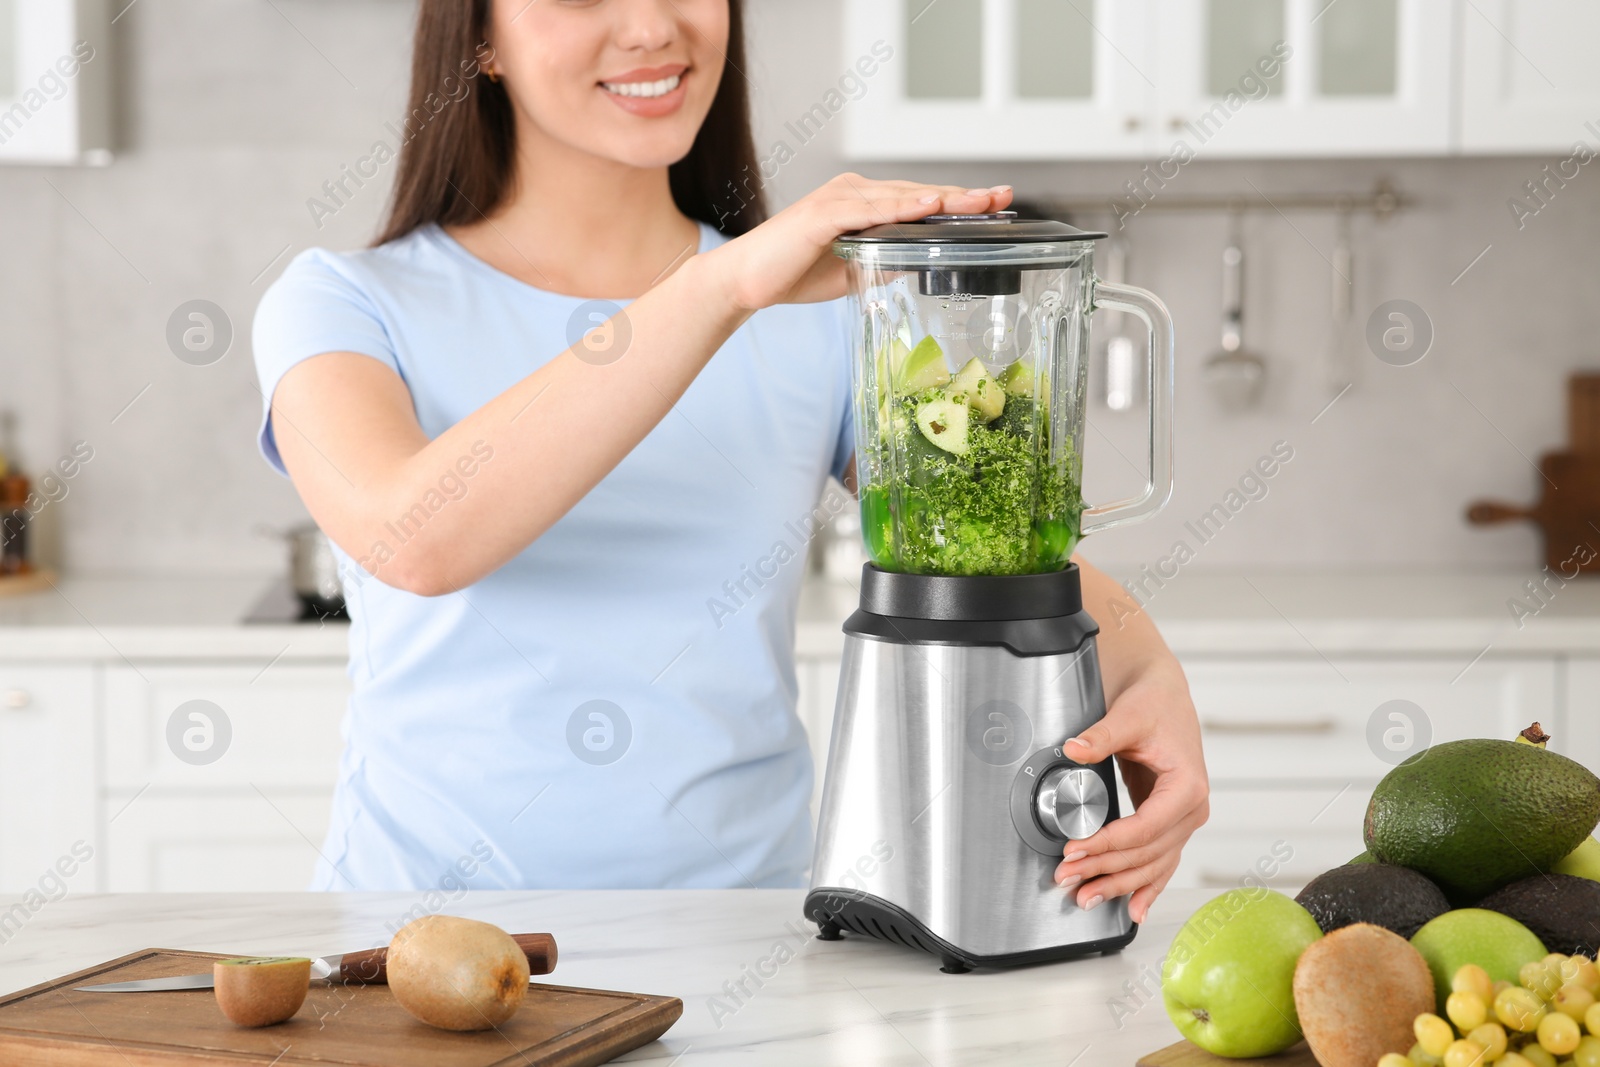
[845,0,1600,159]
[1559,658,1600,776]
[1458,0,1600,152]
[100,663,348,891]
[0,664,99,894]
[1183,655,1557,784]
[1152,0,1454,157]
[1170,654,1558,889]
[104,792,332,893]
[0,0,113,165]
[843,0,1156,160]
[844,0,1450,159]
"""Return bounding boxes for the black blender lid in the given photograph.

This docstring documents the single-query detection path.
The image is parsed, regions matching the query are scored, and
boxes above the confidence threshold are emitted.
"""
[836,211,1108,245]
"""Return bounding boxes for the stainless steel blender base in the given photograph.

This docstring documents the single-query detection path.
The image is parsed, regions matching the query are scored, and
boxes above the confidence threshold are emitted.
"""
[806,630,1136,970]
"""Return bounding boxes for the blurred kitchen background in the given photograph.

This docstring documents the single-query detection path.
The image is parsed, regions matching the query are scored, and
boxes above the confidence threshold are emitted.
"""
[2,0,1596,573]
[3,0,1599,895]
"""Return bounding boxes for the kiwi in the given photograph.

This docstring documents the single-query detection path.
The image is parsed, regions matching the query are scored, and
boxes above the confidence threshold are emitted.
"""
[387,915,529,1032]
[1292,923,1434,1067]
[213,957,310,1028]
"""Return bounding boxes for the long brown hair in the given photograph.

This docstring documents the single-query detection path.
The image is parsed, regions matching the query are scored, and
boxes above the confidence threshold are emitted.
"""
[374,0,765,247]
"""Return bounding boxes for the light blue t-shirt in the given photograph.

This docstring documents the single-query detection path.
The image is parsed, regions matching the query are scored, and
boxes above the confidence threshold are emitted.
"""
[252,222,855,891]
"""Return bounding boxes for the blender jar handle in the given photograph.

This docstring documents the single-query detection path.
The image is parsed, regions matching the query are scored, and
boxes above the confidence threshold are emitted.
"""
[1080,279,1175,536]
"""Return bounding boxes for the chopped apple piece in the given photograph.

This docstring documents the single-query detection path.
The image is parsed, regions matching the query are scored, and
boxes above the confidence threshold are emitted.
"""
[896,335,951,392]
[953,358,1006,422]
[914,397,970,455]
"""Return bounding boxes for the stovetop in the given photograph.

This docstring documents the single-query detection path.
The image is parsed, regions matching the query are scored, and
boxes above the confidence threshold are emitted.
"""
[242,580,349,625]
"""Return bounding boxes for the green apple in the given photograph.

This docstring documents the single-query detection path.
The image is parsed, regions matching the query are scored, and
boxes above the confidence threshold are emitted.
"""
[951,358,1005,422]
[1410,908,1546,1013]
[1553,835,1600,882]
[1161,888,1323,1058]
[895,335,950,392]
[1000,359,1036,397]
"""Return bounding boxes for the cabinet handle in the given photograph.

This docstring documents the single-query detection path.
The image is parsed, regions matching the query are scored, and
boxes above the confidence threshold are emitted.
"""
[1168,115,1187,131]
[3,689,31,710]
[1123,114,1142,132]
[1201,719,1337,735]
[1198,871,1303,888]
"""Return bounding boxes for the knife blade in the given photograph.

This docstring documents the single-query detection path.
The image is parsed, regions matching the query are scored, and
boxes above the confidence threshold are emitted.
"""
[74,932,557,992]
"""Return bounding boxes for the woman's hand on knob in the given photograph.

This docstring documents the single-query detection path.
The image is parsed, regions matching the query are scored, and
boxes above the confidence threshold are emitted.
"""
[1050,658,1210,924]
[699,174,1013,312]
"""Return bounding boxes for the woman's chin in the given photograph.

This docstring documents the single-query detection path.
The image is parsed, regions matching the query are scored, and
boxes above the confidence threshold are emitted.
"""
[578,125,707,171]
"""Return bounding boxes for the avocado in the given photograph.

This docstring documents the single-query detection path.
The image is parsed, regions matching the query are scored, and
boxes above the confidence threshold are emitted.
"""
[1364,737,1600,903]
[1475,873,1600,957]
[914,397,970,456]
[1555,836,1600,882]
[951,358,1005,422]
[896,335,950,393]
[1294,863,1451,939]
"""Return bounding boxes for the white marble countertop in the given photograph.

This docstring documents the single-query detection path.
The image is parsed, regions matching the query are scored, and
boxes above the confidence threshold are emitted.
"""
[2,570,1598,663]
[0,888,1200,1065]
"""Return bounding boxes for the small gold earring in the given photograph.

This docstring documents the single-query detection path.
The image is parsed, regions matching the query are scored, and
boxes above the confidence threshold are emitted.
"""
[486,65,500,83]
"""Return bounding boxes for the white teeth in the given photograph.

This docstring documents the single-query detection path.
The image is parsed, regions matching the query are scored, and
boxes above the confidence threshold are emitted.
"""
[602,74,682,99]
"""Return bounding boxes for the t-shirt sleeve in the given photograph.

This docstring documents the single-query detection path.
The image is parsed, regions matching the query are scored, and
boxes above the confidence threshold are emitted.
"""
[251,249,401,476]
[827,298,856,483]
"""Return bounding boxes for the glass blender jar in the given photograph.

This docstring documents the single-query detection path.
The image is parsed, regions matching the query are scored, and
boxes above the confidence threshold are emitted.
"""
[805,212,1176,972]
[834,212,1174,575]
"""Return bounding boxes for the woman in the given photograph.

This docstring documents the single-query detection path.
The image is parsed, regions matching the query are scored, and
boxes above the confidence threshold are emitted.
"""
[253,0,1207,923]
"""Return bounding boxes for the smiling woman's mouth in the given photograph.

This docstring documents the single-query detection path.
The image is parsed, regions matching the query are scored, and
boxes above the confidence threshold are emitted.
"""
[598,68,690,117]
[600,73,682,99]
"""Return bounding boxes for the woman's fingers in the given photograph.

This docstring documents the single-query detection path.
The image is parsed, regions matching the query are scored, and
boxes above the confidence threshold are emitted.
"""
[1126,867,1178,924]
[1064,771,1204,864]
[1054,802,1206,888]
[1091,860,1179,924]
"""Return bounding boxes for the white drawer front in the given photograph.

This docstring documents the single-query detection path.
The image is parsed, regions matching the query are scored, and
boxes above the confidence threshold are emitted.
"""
[0,665,100,893]
[1167,786,1371,891]
[103,665,349,790]
[103,792,331,892]
[1181,657,1558,783]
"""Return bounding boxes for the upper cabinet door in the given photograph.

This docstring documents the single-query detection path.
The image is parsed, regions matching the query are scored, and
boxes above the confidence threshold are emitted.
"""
[1153,0,1455,157]
[1459,0,1600,152]
[842,0,1156,160]
[0,0,112,166]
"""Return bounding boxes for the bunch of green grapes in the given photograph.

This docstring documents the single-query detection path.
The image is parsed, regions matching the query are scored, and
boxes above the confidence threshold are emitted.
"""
[1380,956,1600,1067]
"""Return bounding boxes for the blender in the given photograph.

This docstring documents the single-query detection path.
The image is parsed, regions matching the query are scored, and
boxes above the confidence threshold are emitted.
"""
[805,212,1175,972]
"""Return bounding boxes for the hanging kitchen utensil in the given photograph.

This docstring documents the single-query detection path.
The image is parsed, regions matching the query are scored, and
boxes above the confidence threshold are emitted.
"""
[1322,201,1355,394]
[1204,217,1267,410]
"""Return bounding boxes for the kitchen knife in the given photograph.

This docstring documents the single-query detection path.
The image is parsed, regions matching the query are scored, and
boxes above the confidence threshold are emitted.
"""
[73,932,557,992]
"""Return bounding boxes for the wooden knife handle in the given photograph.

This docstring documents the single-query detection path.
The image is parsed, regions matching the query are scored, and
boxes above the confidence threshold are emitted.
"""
[336,933,558,984]
[1466,500,1535,525]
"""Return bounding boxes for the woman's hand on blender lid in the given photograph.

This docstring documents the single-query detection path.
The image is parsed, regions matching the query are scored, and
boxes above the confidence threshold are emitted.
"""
[699,174,1013,312]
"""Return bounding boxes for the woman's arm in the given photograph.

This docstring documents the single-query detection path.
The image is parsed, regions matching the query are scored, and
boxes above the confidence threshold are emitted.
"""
[1053,558,1210,923]
[271,176,1011,596]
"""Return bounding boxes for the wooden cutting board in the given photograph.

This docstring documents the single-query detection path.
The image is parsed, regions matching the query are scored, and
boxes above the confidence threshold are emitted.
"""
[1138,1039,1320,1066]
[0,948,681,1067]
[1466,452,1600,574]
[1466,373,1600,574]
